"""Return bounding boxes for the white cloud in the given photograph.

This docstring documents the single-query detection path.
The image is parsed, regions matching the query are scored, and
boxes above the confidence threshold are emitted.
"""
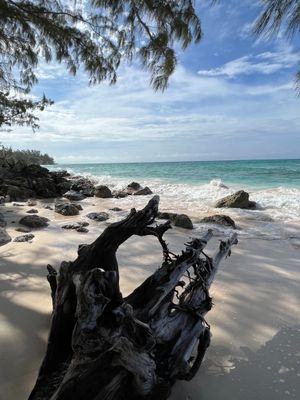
[197,50,299,78]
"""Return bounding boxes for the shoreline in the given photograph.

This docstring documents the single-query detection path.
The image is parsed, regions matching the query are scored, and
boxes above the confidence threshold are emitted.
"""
[0,195,299,399]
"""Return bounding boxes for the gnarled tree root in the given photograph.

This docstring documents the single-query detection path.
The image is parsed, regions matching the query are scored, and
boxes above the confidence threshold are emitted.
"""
[29,196,237,400]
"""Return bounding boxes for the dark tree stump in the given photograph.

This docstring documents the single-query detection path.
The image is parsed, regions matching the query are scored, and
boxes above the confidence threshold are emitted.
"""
[29,196,237,400]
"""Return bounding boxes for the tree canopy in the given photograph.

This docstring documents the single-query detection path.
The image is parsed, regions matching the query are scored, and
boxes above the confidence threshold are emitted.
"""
[0,0,202,128]
[254,0,300,92]
[0,144,55,164]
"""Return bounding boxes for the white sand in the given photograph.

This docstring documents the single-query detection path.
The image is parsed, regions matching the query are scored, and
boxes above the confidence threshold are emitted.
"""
[0,199,299,400]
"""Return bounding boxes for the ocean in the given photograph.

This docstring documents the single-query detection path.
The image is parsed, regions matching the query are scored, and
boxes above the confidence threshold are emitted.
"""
[47,159,300,242]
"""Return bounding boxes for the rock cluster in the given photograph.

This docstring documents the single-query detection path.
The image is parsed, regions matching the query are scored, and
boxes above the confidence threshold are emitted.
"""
[0,162,70,201]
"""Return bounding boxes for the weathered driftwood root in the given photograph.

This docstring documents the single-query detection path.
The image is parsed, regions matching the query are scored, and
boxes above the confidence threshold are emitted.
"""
[29,196,237,400]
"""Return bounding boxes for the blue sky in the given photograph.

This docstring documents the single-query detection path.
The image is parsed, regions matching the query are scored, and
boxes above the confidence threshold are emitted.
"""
[1,0,300,163]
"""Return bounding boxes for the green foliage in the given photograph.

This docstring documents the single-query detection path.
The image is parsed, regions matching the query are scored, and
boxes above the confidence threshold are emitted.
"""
[254,0,300,92]
[0,0,202,128]
[0,144,55,164]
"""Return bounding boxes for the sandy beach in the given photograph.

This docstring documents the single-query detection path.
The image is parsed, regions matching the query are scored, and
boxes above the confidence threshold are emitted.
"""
[0,196,299,400]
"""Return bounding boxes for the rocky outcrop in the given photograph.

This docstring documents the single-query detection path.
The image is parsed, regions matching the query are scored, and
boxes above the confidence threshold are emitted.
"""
[0,227,11,246]
[214,190,256,209]
[94,185,112,198]
[63,190,86,201]
[55,203,81,216]
[14,234,35,242]
[199,214,236,229]
[0,162,70,201]
[157,211,193,229]
[86,212,109,222]
[19,215,49,228]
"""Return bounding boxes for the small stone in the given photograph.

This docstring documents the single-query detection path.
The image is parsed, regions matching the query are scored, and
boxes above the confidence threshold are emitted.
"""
[26,208,39,214]
[55,203,80,216]
[14,234,35,242]
[76,227,89,233]
[13,203,25,207]
[15,227,31,233]
[44,205,54,210]
[0,228,12,246]
[63,190,86,201]
[199,214,236,229]
[109,207,123,212]
[94,185,113,198]
[86,212,109,222]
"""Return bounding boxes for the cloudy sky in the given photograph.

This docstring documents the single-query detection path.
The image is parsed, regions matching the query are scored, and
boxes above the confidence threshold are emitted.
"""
[1,0,300,163]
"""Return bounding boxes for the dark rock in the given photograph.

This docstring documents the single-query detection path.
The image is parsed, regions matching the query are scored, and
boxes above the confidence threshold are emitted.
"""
[44,205,54,210]
[109,207,123,212]
[76,227,89,233]
[74,204,83,211]
[26,209,39,214]
[70,177,95,197]
[199,214,236,229]
[63,190,86,201]
[127,182,142,191]
[113,190,128,198]
[19,215,49,228]
[94,185,112,198]
[61,221,89,230]
[15,227,31,233]
[14,234,35,242]
[0,228,11,246]
[86,212,109,222]
[134,186,153,196]
[214,190,256,209]
[55,203,80,216]
[174,214,193,229]
[157,212,177,221]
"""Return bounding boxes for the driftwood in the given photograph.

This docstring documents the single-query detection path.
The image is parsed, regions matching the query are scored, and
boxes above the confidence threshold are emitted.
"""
[29,196,237,400]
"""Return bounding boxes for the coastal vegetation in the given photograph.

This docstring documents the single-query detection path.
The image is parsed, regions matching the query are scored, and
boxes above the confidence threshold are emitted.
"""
[0,145,54,165]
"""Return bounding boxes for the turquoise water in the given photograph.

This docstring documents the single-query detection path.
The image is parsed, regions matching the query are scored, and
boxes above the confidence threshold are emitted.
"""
[48,159,300,188]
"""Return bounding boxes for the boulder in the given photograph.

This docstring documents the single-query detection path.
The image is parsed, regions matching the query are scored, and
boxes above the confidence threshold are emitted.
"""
[14,234,35,242]
[127,182,142,191]
[63,190,86,201]
[199,214,236,229]
[19,215,49,228]
[26,209,39,214]
[0,228,11,246]
[94,185,112,198]
[55,203,80,216]
[86,212,109,222]
[214,190,256,209]
[174,214,193,229]
[134,186,153,196]
[70,177,95,197]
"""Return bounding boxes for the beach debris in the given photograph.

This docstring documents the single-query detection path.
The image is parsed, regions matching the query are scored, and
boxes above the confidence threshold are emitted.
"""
[86,212,109,222]
[29,196,238,400]
[199,214,236,229]
[214,190,256,209]
[19,215,49,228]
[55,203,80,216]
[14,233,35,242]
[94,185,113,198]
[63,190,86,201]
[0,227,11,246]
[26,208,39,214]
